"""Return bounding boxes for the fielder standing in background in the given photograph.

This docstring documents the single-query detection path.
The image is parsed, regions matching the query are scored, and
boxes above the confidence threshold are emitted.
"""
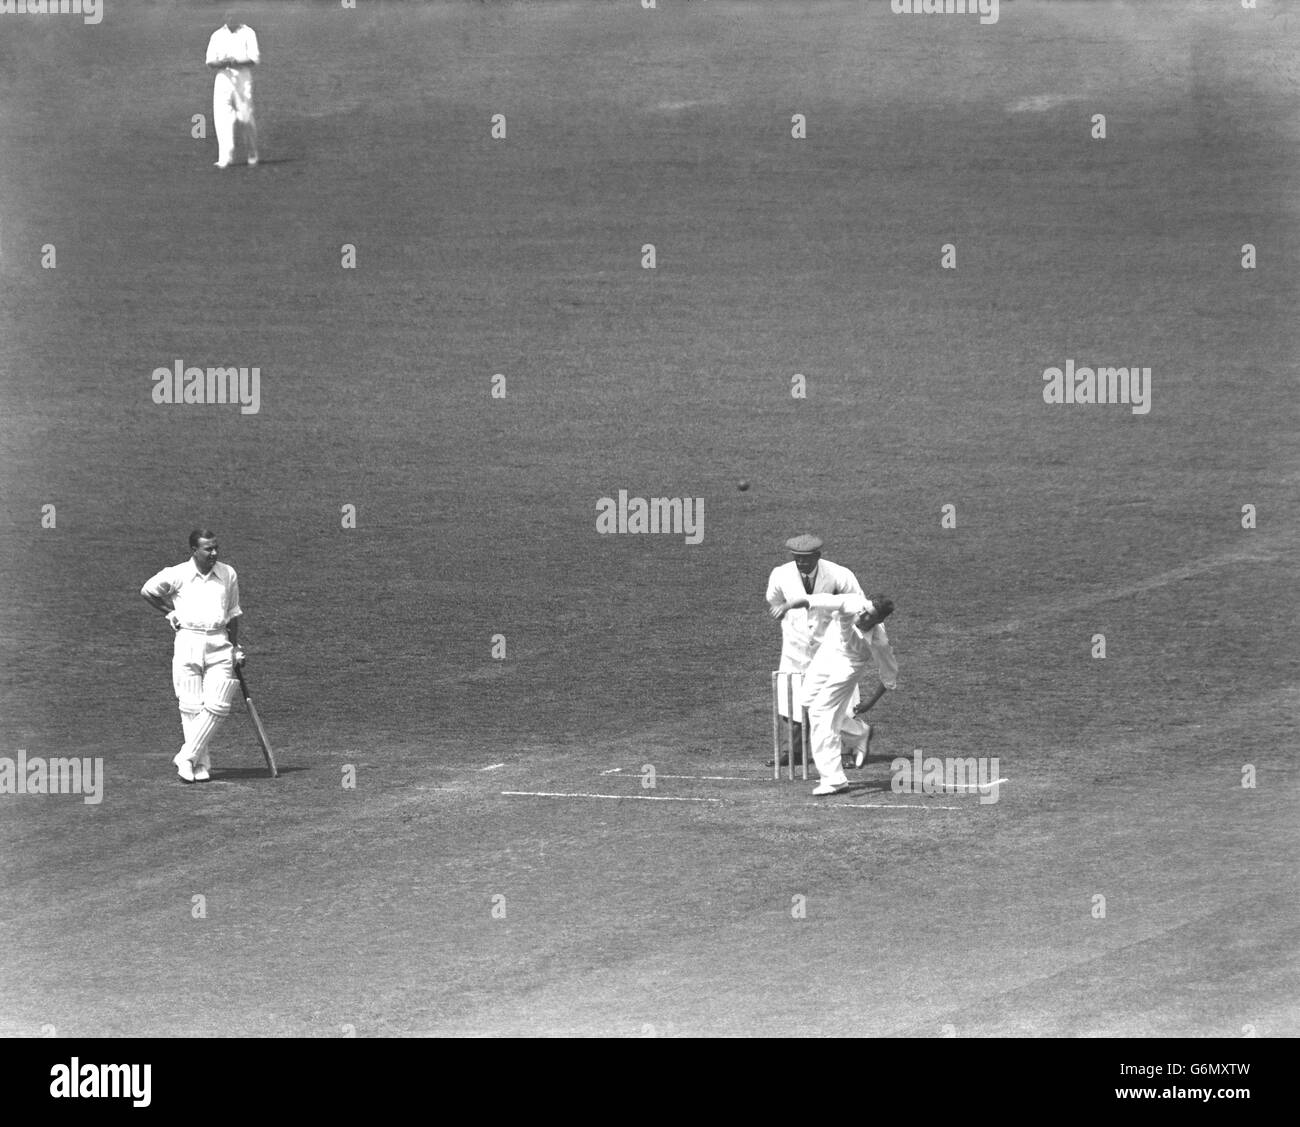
[141,530,245,783]
[764,534,871,767]
[770,591,898,796]
[205,9,260,168]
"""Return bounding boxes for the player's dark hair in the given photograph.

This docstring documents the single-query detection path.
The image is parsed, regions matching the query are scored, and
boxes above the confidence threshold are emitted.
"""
[189,528,217,549]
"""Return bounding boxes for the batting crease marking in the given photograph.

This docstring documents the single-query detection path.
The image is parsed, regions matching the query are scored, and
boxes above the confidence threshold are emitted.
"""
[503,790,723,804]
[602,767,763,782]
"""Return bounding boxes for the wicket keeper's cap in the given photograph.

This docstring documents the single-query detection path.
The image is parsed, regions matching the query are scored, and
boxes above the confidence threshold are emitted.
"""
[785,534,823,554]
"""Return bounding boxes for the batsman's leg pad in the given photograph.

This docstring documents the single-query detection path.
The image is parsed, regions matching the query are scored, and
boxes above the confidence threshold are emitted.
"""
[202,674,240,717]
[174,675,204,715]
[179,708,202,751]
[188,708,226,760]
[172,633,205,708]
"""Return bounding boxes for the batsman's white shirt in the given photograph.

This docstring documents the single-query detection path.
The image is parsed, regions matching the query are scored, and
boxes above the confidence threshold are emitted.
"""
[205,24,260,68]
[141,560,242,631]
[804,593,898,689]
[765,558,862,672]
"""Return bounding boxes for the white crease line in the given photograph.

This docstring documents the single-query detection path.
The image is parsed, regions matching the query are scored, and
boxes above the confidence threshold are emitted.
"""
[502,790,723,804]
[628,772,766,782]
[479,763,506,772]
[825,802,962,811]
[602,766,935,785]
[919,777,1009,791]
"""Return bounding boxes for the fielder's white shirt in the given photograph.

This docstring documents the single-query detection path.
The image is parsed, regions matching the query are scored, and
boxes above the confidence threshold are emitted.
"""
[805,593,899,689]
[205,24,260,68]
[766,558,862,672]
[141,561,242,631]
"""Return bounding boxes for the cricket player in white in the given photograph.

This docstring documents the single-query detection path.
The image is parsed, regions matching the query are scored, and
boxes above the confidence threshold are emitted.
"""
[205,10,260,168]
[771,591,899,795]
[765,534,871,766]
[141,530,244,782]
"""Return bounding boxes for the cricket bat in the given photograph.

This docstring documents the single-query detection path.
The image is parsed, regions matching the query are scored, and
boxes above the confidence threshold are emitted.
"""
[234,665,278,778]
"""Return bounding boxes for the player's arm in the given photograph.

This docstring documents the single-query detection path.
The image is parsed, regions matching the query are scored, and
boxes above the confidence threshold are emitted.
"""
[141,574,180,629]
[770,595,809,620]
[853,606,900,713]
[805,592,865,615]
[141,591,172,616]
[225,571,245,663]
[853,681,888,715]
[765,570,787,611]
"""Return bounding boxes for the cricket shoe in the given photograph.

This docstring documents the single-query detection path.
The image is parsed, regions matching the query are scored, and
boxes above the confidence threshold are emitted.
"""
[172,750,196,783]
[214,160,230,169]
[247,155,259,166]
[854,724,873,770]
[812,781,850,796]
[193,766,211,782]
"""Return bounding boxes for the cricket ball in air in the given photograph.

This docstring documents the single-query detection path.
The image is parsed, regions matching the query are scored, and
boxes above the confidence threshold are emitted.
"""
[737,480,750,491]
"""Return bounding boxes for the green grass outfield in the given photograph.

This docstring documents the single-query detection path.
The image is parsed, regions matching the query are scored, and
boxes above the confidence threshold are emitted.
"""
[0,0,1297,1037]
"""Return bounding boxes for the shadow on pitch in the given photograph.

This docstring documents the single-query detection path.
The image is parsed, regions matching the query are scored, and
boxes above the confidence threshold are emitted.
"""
[211,765,306,781]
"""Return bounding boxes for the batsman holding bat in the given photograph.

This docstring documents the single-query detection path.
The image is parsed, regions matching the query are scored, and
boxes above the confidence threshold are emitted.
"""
[770,592,898,796]
[141,529,246,783]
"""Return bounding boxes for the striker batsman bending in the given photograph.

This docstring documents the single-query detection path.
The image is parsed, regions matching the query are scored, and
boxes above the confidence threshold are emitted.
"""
[770,591,898,796]
[141,530,245,783]
[765,533,872,768]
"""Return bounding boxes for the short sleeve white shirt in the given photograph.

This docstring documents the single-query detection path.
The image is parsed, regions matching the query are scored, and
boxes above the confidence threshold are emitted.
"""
[141,560,242,630]
[206,24,260,68]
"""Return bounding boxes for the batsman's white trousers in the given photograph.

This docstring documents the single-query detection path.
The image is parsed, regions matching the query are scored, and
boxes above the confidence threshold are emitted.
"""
[172,629,237,716]
[801,653,877,787]
[774,669,867,760]
[213,66,255,164]
[775,669,861,720]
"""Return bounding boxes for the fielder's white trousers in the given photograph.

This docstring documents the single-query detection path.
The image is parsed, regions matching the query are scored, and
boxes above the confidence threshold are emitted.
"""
[213,66,256,164]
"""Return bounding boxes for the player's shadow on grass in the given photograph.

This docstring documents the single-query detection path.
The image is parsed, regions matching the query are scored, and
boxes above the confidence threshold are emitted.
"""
[841,777,893,795]
[212,765,305,780]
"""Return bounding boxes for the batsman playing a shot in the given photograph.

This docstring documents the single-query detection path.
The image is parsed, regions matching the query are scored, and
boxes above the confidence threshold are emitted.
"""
[141,529,245,783]
[765,534,872,768]
[770,592,898,796]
